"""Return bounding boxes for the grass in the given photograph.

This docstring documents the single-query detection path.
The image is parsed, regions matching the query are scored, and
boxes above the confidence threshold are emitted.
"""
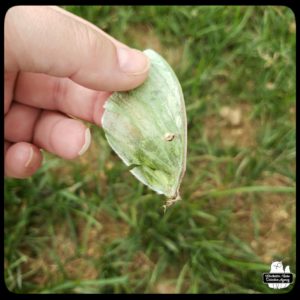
[4,6,295,294]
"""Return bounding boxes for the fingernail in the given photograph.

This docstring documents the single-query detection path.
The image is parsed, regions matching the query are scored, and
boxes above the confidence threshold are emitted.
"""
[117,47,150,75]
[25,147,34,167]
[78,128,91,156]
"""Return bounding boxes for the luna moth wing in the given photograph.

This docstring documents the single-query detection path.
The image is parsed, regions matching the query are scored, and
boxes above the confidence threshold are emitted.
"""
[102,49,187,201]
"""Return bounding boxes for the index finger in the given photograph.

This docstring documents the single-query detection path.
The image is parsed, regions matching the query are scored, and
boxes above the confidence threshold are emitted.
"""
[15,72,111,126]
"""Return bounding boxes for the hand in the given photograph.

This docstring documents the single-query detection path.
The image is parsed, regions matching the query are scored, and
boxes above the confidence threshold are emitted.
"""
[4,6,150,178]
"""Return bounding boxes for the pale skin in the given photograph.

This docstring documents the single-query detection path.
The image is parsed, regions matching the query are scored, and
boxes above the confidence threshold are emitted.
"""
[4,6,150,178]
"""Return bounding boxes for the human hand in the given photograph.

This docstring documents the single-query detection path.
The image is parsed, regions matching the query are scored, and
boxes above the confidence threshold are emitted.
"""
[4,6,150,178]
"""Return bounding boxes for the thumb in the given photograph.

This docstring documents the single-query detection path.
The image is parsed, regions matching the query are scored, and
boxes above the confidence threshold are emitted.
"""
[5,6,150,91]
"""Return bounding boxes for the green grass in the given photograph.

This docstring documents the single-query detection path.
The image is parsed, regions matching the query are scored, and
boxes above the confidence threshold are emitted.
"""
[4,6,295,294]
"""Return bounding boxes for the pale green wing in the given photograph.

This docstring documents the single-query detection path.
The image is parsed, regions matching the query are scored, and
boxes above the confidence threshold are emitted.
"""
[102,49,187,199]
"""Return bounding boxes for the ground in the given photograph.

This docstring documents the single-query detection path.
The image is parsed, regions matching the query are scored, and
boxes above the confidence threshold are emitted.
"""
[4,6,295,294]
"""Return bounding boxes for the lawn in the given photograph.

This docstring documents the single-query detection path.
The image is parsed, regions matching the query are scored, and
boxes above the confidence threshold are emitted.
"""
[4,6,296,294]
